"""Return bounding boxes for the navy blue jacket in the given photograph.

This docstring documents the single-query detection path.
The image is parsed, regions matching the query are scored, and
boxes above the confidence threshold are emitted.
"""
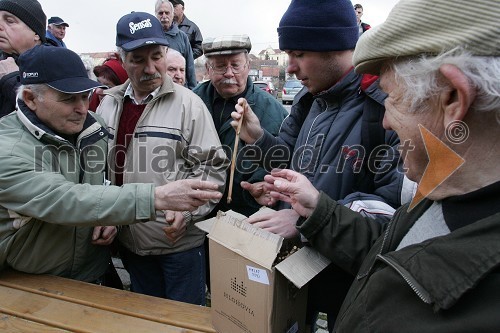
[257,69,403,211]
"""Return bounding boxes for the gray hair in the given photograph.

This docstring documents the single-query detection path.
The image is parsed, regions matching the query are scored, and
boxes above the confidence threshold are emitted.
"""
[166,48,185,65]
[17,84,49,102]
[391,48,500,120]
[155,0,173,13]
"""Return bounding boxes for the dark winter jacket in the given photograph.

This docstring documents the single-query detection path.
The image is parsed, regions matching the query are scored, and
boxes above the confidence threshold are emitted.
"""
[164,24,197,89]
[300,182,500,333]
[256,69,403,210]
[194,77,288,216]
[0,52,19,118]
[178,15,203,59]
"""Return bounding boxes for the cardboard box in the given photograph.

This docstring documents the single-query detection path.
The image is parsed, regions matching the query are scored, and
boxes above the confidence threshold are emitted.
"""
[196,209,330,333]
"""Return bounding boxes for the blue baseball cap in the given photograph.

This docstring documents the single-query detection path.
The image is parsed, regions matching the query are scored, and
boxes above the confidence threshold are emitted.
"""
[116,12,169,51]
[19,45,105,94]
[48,16,69,27]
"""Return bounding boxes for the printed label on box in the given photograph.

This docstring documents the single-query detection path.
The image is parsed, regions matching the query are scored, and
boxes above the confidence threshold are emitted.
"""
[246,266,269,285]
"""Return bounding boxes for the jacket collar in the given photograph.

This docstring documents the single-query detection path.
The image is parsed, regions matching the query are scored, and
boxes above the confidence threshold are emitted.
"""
[105,75,175,105]
[384,198,500,311]
[165,23,180,36]
[16,99,108,148]
[295,68,361,107]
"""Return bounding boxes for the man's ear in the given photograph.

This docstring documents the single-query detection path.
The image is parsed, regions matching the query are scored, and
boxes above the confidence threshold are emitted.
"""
[22,89,38,111]
[439,64,476,124]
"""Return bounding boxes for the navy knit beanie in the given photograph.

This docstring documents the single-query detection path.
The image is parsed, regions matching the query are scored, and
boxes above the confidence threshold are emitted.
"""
[0,0,47,43]
[278,0,358,52]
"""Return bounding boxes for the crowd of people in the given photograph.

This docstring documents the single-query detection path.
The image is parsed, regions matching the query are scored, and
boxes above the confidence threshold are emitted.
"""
[0,0,499,332]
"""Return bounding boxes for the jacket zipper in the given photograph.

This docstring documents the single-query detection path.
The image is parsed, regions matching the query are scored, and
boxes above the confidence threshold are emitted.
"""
[298,102,329,168]
[376,254,432,304]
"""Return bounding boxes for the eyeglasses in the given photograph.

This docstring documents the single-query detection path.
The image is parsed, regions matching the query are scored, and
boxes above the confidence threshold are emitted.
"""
[208,61,248,75]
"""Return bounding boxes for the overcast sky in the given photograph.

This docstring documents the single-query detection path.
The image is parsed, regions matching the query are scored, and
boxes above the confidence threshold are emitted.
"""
[39,0,400,54]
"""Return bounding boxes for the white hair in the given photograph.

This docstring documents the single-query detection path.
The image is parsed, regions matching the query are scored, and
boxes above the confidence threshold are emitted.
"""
[391,48,500,121]
[17,84,49,102]
[166,48,185,65]
[155,0,173,13]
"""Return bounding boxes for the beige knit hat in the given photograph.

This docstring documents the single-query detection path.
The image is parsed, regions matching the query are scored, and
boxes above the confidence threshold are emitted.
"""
[353,0,500,75]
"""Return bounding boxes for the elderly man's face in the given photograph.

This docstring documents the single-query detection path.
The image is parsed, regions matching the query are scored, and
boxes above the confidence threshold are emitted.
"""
[48,24,66,40]
[25,86,89,135]
[206,53,249,99]
[123,45,167,98]
[156,2,174,31]
[380,67,445,183]
[0,11,40,55]
[166,54,186,86]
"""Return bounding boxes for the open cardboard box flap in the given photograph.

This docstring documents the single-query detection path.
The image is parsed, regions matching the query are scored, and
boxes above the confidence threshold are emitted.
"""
[196,209,330,288]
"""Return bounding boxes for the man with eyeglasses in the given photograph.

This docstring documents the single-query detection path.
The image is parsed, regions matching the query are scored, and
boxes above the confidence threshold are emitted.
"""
[193,35,288,217]
[0,45,223,285]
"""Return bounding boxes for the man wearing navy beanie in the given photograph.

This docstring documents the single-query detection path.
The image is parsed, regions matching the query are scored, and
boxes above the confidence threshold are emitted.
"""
[278,0,359,52]
[231,0,403,331]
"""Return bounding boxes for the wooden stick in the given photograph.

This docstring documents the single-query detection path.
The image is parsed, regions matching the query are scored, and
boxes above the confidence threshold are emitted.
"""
[227,100,246,204]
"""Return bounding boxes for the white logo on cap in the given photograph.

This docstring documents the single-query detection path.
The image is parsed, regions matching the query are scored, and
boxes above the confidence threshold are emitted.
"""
[23,72,38,78]
[129,19,152,34]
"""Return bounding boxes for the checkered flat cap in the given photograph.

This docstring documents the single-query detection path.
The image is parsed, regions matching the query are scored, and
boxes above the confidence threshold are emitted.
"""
[202,35,252,56]
[353,0,500,74]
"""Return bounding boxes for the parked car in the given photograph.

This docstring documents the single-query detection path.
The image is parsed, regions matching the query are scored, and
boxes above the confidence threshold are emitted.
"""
[253,80,277,98]
[281,79,303,105]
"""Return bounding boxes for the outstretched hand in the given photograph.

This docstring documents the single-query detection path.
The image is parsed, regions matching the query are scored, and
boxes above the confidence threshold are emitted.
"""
[263,169,320,218]
[230,98,264,144]
[241,181,277,207]
[154,179,222,212]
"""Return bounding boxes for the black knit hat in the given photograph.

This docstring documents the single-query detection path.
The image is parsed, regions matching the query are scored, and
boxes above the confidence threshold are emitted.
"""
[278,0,358,52]
[0,0,47,43]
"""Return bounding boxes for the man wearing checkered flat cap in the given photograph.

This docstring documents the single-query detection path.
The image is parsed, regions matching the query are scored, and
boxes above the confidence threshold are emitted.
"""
[194,35,288,217]
[257,0,500,332]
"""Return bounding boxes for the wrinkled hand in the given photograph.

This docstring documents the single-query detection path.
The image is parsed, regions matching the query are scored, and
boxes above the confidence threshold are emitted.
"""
[264,169,320,218]
[91,226,117,245]
[247,208,300,239]
[162,210,187,244]
[154,179,222,212]
[240,181,277,207]
[230,98,264,144]
[0,57,18,80]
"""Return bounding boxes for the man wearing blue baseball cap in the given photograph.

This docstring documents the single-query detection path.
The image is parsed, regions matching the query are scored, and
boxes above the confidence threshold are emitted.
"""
[0,45,224,284]
[46,16,69,48]
[96,12,228,305]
